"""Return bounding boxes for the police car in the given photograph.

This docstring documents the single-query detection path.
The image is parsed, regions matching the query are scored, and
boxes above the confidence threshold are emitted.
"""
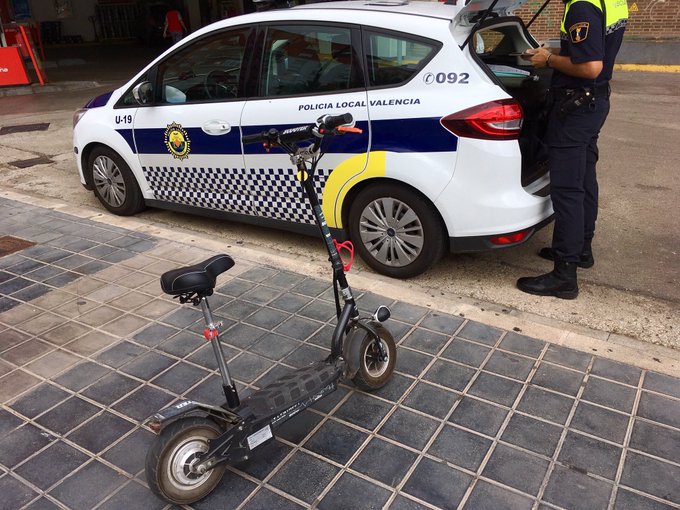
[73,0,553,278]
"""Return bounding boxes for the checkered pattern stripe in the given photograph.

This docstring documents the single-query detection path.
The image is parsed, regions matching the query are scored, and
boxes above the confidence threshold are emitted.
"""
[143,166,332,224]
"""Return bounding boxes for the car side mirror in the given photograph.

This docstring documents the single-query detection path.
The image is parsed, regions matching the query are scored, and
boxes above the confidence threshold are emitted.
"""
[132,81,153,105]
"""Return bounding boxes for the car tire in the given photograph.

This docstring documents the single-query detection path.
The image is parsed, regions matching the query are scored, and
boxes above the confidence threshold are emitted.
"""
[348,183,445,278]
[88,146,145,216]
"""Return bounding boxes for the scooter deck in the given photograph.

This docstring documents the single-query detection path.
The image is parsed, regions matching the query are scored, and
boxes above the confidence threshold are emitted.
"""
[244,361,342,426]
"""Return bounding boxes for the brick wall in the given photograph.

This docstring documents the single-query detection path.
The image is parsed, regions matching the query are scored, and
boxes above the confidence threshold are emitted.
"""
[515,0,680,41]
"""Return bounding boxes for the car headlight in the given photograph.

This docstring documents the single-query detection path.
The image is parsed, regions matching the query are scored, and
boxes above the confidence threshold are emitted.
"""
[73,108,88,129]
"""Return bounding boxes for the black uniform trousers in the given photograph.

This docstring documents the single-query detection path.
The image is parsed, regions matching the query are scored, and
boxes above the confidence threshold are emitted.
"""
[545,89,611,263]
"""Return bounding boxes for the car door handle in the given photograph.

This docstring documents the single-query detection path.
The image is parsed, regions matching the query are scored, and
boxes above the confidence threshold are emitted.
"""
[201,120,231,136]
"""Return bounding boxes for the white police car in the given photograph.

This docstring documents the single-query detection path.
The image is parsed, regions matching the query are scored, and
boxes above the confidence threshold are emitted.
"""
[73,0,552,278]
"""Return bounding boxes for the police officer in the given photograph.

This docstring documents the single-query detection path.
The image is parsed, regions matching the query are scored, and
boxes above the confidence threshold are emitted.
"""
[517,0,628,299]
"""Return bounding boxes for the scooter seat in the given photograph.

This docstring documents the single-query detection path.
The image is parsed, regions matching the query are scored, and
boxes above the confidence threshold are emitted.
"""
[160,254,234,296]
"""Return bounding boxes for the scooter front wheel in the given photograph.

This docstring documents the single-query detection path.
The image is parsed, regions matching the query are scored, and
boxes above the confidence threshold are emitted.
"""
[145,416,225,505]
[352,326,396,391]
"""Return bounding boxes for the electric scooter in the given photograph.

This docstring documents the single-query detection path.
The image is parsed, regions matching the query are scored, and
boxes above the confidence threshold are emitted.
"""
[144,113,397,505]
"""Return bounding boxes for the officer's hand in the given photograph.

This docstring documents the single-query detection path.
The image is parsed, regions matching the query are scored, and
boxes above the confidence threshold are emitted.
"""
[526,48,552,69]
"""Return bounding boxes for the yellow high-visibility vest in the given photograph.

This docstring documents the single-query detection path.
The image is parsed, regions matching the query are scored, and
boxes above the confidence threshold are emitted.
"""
[561,0,629,35]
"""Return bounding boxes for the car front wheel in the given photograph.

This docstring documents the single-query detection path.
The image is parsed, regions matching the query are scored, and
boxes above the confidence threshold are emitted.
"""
[348,183,445,278]
[88,146,145,216]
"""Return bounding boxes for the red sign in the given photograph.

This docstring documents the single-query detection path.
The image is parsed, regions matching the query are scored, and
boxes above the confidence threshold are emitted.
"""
[0,46,30,86]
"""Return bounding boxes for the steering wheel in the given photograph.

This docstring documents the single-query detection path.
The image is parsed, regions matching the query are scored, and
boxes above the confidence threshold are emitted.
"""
[204,69,238,99]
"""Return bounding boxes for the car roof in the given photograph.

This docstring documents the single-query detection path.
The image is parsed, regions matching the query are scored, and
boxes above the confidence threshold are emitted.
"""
[293,0,462,22]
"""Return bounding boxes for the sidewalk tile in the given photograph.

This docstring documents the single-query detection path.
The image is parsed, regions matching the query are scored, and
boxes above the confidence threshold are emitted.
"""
[379,408,439,450]
[591,358,642,386]
[81,372,142,406]
[276,409,324,445]
[402,328,449,355]
[9,383,71,419]
[242,489,304,510]
[468,372,523,407]
[531,363,584,397]
[102,427,155,476]
[542,465,612,510]
[543,345,592,372]
[98,480,166,510]
[621,452,680,505]
[305,419,369,464]
[403,457,471,509]
[64,330,117,356]
[501,413,562,457]
[53,361,110,392]
[389,302,430,325]
[449,397,508,437]
[636,392,680,429]
[14,440,89,490]
[458,321,503,346]
[582,376,637,414]
[335,392,392,431]
[558,430,622,480]
[643,371,680,399]
[614,488,677,510]
[395,348,432,377]
[499,332,546,358]
[403,381,458,419]
[629,419,680,464]
[49,460,127,510]
[270,451,339,504]
[1,339,54,366]
[428,424,492,471]
[443,338,491,368]
[67,412,135,454]
[112,385,174,422]
[34,396,100,435]
[0,475,38,509]
[352,437,417,486]
[483,351,536,381]
[424,359,475,391]
[151,362,209,395]
[319,472,392,510]
[483,444,549,495]
[95,341,148,369]
[570,402,629,444]
[465,480,534,510]
[0,423,54,468]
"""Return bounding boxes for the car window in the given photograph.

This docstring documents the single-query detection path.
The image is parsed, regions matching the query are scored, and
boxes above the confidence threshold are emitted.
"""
[365,30,439,88]
[261,25,361,97]
[156,28,251,104]
[474,28,516,56]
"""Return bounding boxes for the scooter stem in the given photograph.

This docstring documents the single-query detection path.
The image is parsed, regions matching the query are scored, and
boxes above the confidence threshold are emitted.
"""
[199,297,240,408]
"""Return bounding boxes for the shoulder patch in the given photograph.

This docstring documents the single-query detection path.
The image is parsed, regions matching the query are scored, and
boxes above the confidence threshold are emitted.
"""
[569,22,590,43]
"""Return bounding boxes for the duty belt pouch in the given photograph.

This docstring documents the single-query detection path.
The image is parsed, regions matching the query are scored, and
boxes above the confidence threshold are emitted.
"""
[557,89,593,119]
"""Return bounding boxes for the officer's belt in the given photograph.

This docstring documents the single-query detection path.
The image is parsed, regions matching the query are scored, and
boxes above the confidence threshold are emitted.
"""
[551,83,611,98]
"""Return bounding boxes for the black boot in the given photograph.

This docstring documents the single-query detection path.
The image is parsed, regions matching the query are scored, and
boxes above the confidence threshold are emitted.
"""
[538,241,594,269]
[517,260,579,299]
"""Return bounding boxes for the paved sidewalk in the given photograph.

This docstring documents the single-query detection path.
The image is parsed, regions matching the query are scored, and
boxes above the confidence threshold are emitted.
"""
[1,196,680,510]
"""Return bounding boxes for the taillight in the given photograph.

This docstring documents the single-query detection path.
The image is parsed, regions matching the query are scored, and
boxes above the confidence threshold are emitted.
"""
[441,99,523,140]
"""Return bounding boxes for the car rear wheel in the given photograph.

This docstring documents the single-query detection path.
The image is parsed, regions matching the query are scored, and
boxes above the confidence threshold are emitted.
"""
[88,146,145,216]
[348,183,445,278]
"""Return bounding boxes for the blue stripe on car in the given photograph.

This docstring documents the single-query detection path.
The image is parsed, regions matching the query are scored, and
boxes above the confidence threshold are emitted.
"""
[118,117,457,156]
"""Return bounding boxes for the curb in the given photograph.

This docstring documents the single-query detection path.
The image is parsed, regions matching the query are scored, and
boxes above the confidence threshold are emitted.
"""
[3,187,680,378]
[615,63,680,73]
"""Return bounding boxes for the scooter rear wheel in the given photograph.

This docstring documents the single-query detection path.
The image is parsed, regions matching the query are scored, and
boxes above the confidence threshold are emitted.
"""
[145,416,225,505]
[352,326,396,391]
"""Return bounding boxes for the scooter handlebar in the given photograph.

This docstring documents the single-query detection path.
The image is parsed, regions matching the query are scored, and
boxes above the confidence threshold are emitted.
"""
[318,113,353,133]
[241,113,358,146]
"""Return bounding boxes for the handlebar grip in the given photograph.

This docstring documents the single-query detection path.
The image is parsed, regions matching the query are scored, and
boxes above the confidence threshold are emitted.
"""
[242,132,267,145]
[322,113,353,131]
